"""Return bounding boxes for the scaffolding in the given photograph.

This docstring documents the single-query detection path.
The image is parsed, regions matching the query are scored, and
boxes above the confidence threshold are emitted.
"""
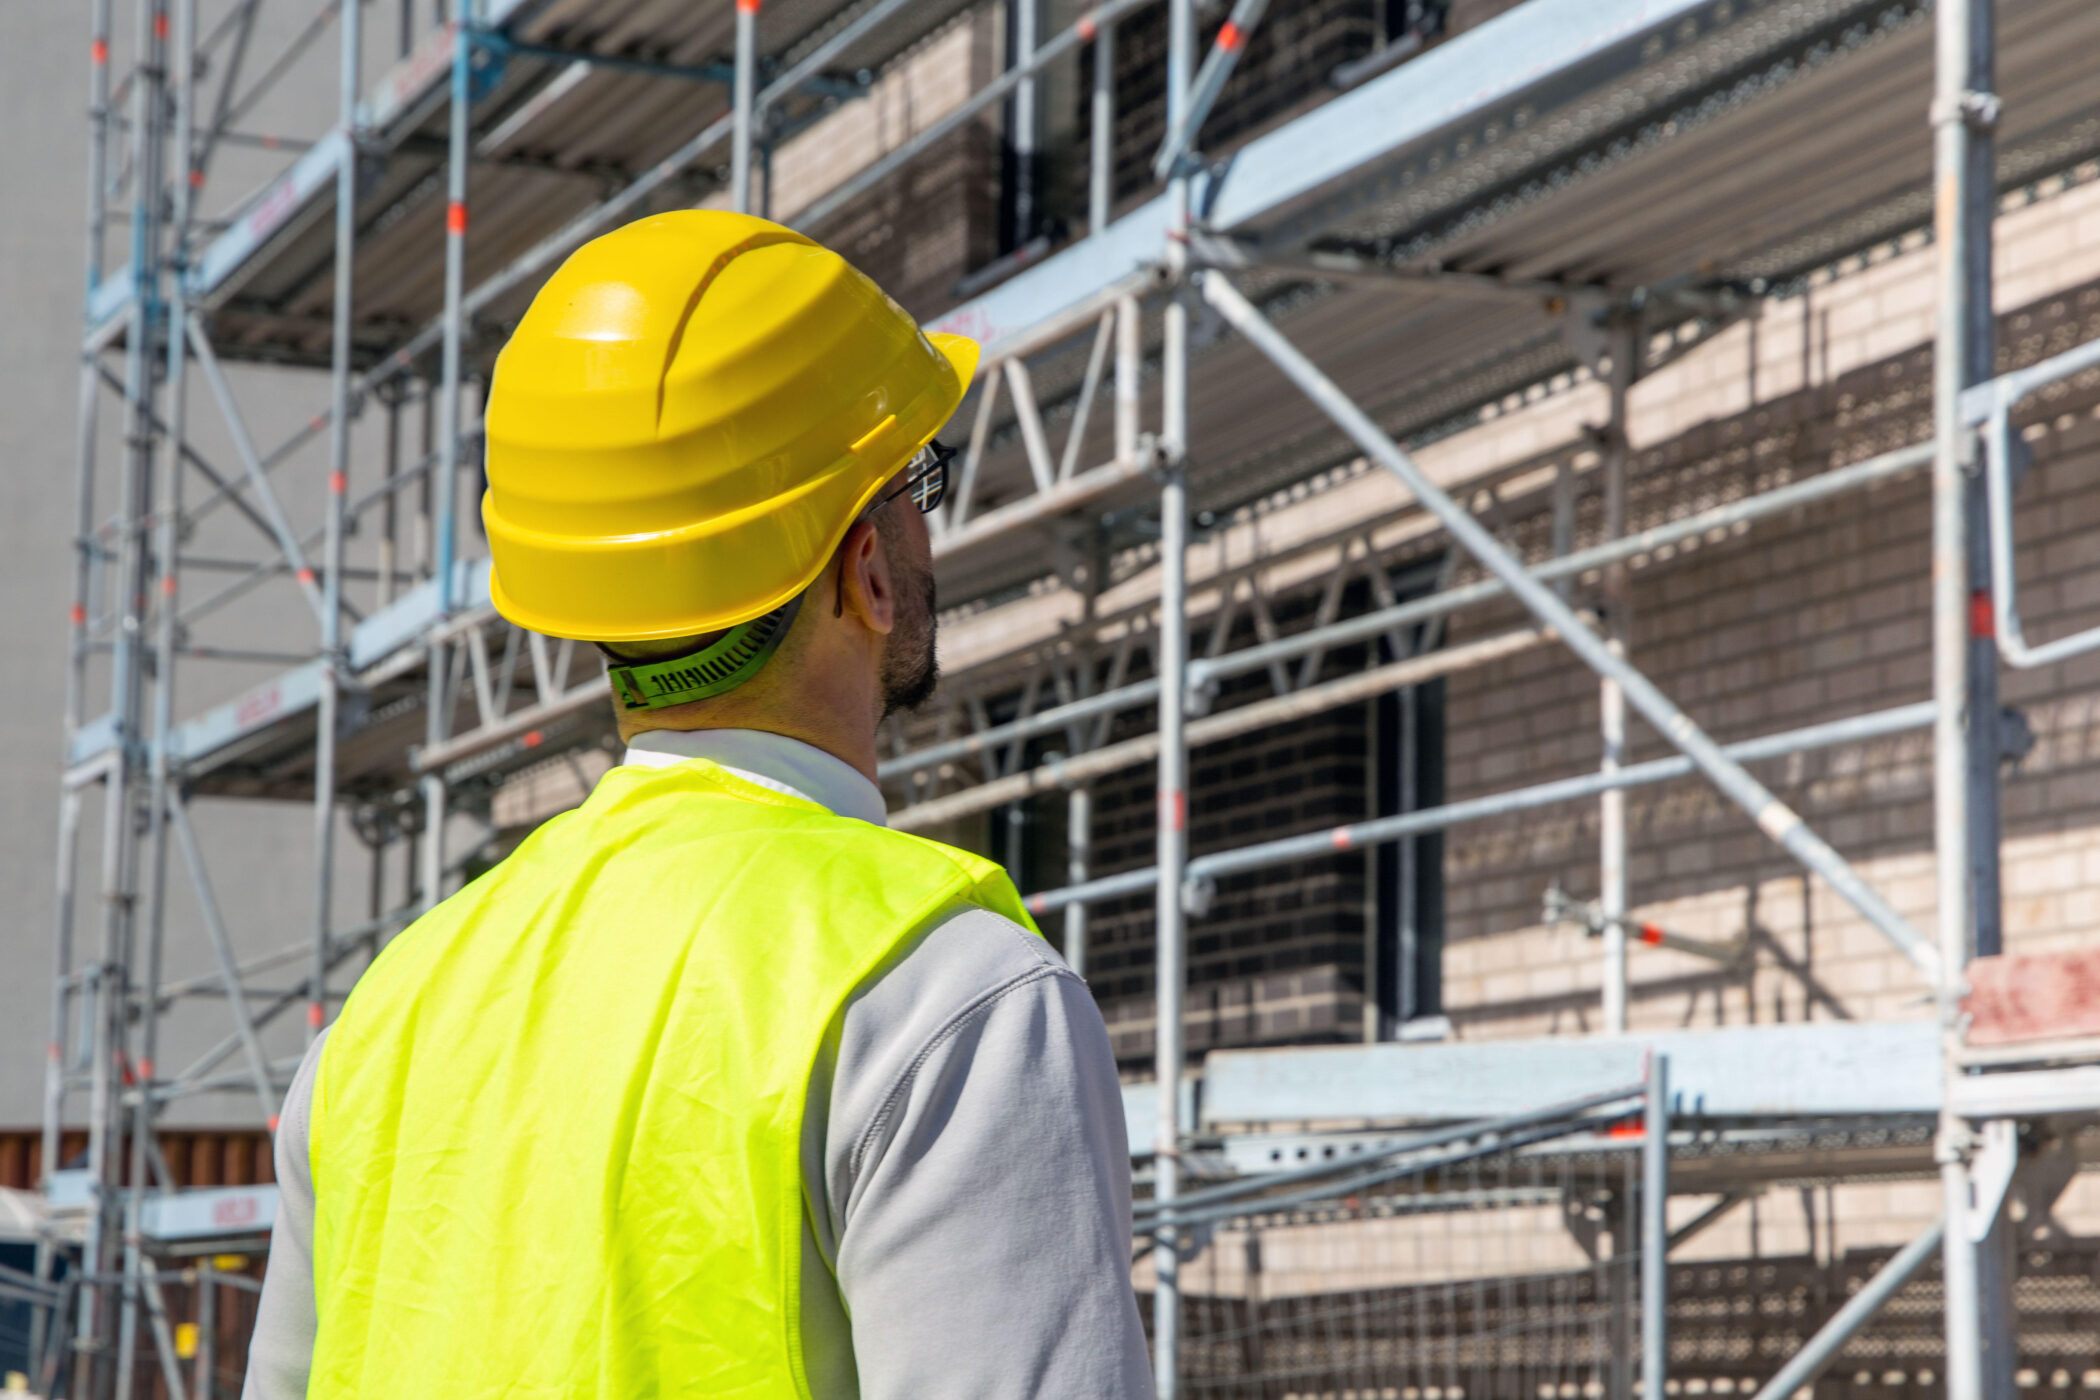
[35,0,2100,1394]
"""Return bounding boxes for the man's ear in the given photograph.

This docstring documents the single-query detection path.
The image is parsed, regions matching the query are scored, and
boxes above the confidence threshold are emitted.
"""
[836,519,897,635]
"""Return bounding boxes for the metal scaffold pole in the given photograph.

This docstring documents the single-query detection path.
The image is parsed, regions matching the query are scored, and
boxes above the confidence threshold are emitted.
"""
[1931,1,2008,1396]
[732,0,759,214]
[1599,314,1637,1034]
[1153,0,1194,1392]
[1088,15,1114,235]
[41,0,121,1364]
[423,0,473,911]
[1065,786,1090,977]
[88,0,174,1383]
[1641,1054,1670,1400]
[315,0,363,1048]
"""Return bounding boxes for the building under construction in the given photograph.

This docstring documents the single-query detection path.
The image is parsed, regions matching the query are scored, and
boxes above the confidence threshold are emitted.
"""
[6,0,2100,1395]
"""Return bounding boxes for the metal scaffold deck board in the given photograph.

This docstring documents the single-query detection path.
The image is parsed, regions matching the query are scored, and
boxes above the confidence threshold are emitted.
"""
[929,0,2100,609]
[86,0,980,363]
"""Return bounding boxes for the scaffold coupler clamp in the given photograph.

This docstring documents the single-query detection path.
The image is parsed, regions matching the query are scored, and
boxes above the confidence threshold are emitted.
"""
[1137,430,1180,483]
[1184,664,1220,717]
[1183,874,1216,917]
[1930,90,2002,132]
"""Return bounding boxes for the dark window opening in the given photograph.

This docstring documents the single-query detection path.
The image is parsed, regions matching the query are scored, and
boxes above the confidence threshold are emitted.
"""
[1372,562,1446,1037]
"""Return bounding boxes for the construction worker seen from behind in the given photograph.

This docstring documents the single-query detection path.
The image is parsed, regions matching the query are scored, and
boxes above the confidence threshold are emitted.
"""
[242,211,1153,1399]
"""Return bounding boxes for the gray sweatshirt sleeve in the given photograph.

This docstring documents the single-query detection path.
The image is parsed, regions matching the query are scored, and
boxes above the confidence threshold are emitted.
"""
[240,1028,326,1400]
[816,907,1152,1400]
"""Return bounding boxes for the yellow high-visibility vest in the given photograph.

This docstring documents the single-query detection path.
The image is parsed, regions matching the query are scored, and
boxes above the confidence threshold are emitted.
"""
[307,756,1036,1398]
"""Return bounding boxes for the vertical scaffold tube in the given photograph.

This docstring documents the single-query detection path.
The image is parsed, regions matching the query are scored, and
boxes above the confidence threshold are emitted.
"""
[1065,787,1090,977]
[1599,315,1635,1033]
[1641,1053,1670,1400]
[1153,5,1194,1394]
[1012,0,1038,243]
[315,0,362,1047]
[43,0,119,1361]
[424,0,472,910]
[103,0,169,1382]
[731,0,759,213]
[1930,2,1996,1397]
[1089,17,1114,235]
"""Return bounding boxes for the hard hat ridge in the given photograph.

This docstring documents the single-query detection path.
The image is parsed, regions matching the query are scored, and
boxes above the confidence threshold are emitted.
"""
[482,209,980,644]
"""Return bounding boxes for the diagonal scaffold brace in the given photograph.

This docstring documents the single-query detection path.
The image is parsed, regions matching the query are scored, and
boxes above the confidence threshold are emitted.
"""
[1196,267,1941,984]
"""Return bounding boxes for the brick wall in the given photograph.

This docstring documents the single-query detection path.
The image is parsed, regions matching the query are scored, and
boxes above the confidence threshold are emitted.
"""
[1085,699,1375,1070]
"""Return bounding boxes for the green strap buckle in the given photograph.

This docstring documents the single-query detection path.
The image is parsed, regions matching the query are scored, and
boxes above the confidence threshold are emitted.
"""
[605,596,802,711]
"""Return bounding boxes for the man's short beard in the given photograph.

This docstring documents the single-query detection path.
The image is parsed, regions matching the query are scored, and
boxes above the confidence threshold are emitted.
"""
[878,533,940,719]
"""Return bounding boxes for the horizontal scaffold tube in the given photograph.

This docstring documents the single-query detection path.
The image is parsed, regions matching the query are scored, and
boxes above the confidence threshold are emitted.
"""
[888,625,1559,832]
[1015,697,1935,918]
[880,436,1934,783]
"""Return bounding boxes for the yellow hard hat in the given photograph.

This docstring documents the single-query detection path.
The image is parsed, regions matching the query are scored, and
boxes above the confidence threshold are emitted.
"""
[482,210,980,642]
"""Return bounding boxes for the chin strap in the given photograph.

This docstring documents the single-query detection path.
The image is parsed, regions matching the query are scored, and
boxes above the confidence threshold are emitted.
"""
[605,595,803,711]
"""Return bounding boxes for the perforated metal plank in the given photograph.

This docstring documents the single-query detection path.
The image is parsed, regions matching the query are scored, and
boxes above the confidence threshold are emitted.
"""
[1198,1022,1944,1126]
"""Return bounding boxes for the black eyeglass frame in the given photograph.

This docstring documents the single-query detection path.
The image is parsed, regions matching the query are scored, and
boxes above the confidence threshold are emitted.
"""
[868,439,954,517]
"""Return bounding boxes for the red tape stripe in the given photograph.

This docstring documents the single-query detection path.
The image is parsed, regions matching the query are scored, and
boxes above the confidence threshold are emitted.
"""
[1217,19,1245,50]
[446,201,468,235]
[1970,591,1995,639]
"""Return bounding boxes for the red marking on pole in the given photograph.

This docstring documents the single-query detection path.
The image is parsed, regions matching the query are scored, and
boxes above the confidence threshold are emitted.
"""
[1077,12,1098,40]
[297,567,317,586]
[162,575,177,596]
[137,1057,153,1080]
[308,1001,325,1029]
[267,1114,281,1134]
[1606,1121,1645,1139]
[523,729,543,749]
[1638,923,1665,946]
[308,414,326,431]
[1330,827,1353,850]
[1030,896,1049,915]
[1217,20,1245,50]
[446,201,468,235]
[736,0,760,11]
[154,10,168,41]
[189,168,204,188]
[69,603,86,626]
[1969,590,1994,639]
[329,471,347,495]
[1161,789,1186,832]
[91,37,109,64]
[48,1041,61,1060]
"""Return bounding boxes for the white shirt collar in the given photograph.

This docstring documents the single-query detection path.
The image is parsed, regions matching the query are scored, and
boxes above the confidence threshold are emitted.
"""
[621,728,888,827]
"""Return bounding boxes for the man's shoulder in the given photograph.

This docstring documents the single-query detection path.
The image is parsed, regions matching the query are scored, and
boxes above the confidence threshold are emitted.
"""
[860,904,1076,1026]
[835,903,1088,1095]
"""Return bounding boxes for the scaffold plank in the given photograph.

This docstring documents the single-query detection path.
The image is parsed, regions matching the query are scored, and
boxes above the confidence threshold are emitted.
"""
[1199,1022,1944,1126]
